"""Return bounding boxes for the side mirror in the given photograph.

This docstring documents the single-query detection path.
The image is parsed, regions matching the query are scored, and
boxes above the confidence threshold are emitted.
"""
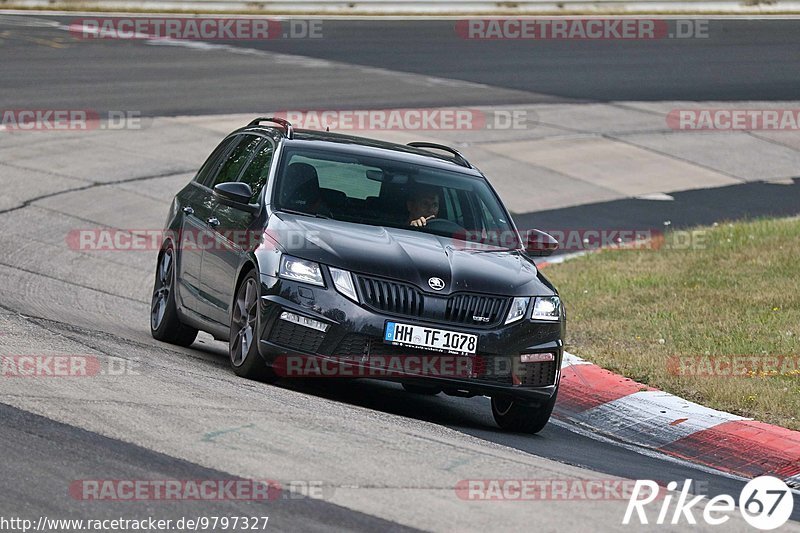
[213,182,259,213]
[525,229,559,257]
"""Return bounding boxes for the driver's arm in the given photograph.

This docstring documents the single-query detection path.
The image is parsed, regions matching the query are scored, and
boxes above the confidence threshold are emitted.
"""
[410,215,436,227]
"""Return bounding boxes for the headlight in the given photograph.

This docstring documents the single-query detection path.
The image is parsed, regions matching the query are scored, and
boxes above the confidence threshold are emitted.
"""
[532,296,561,321]
[279,255,324,286]
[505,297,530,324]
[329,266,358,302]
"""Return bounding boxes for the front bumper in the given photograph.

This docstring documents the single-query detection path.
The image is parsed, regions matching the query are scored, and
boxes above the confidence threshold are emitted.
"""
[256,274,564,403]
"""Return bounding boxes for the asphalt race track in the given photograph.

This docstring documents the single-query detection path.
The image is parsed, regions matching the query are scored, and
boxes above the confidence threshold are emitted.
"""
[1,13,799,532]
[3,16,800,113]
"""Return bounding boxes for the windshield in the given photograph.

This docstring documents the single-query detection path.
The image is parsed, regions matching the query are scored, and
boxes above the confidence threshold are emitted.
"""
[273,147,520,248]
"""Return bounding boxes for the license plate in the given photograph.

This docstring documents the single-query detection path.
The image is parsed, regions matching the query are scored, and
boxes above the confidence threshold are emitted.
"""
[384,322,478,355]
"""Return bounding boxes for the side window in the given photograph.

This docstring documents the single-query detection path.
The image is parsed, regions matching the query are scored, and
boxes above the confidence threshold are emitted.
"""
[209,135,262,188]
[238,140,274,203]
[195,136,238,187]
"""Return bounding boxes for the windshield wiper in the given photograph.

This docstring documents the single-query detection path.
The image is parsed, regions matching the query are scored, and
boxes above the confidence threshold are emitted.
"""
[447,240,518,252]
[277,208,331,220]
[464,246,518,253]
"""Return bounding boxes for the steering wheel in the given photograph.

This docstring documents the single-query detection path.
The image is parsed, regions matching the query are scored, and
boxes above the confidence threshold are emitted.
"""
[420,218,466,235]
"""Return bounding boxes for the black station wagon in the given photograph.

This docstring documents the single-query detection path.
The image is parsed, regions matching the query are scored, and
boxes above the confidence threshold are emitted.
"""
[151,118,564,433]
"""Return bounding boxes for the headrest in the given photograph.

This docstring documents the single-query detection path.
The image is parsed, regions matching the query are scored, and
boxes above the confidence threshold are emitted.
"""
[284,162,320,206]
[286,162,319,188]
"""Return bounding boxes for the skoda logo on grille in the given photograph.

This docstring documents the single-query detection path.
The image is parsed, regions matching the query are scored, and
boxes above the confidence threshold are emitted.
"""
[428,277,445,291]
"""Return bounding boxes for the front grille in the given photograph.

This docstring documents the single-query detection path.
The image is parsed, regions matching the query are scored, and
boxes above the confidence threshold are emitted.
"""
[356,276,423,315]
[268,319,326,353]
[332,335,557,387]
[333,334,438,359]
[366,339,447,358]
[331,333,369,360]
[445,293,507,326]
[355,274,509,328]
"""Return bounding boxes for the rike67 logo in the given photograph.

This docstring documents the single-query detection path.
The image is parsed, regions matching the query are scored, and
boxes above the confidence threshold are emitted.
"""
[624,477,794,530]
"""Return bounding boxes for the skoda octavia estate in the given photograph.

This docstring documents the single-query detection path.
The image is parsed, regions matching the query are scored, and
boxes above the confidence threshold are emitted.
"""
[150,117,565,433]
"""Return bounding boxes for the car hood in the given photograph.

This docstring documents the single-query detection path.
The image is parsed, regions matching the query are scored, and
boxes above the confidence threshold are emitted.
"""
[267,213,555,297]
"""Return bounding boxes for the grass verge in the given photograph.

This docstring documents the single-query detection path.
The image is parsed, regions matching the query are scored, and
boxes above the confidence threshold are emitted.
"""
[545,217,800,430]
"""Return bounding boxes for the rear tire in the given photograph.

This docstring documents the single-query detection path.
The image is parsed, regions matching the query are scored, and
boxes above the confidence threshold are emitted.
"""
[229,270,277,382]
[491,389,557,434]
[402,383,442,396]
[150,244,198,347]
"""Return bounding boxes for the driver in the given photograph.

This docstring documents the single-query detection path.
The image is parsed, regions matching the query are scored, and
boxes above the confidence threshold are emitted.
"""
[407,185,440,227]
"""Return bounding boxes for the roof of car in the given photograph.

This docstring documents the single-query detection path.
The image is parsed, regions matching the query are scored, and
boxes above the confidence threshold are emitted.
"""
[242,125,485,177]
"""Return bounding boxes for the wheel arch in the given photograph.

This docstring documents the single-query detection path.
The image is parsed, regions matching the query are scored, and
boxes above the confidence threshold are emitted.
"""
[230,257,263,321]
[233,259,258,302]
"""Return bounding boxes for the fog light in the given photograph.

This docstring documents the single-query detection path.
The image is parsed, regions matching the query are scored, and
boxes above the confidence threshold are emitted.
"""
[279,311,329,332]
[520,353,555,363]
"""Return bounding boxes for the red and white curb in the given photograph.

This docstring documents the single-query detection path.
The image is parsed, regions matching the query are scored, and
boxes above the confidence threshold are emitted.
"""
[557,352,800,489]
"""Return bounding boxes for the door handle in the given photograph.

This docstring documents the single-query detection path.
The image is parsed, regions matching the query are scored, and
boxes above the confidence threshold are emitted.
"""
[206,217,220,228]
[182,206,194,215]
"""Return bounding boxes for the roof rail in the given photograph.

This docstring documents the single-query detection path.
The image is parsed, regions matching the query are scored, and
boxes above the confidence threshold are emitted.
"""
[248,117,294,139]
[406,142,471,168]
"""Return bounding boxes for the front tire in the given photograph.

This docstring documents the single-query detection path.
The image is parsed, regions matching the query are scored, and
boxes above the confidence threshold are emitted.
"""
[229,270,277,382]
[150,244,198,347]
[491,389,558,434]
